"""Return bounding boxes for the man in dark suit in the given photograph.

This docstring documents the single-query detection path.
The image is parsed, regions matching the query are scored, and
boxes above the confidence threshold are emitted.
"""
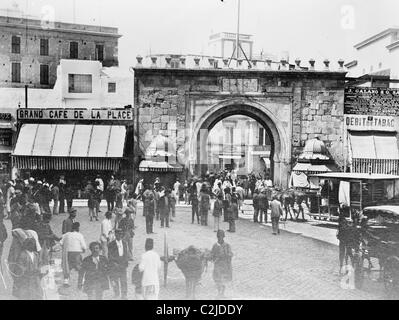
[258,189,269,224]
[62,209,77,234]
[78,241,110,300]
[59,176,66,214]
[108,229,129,299]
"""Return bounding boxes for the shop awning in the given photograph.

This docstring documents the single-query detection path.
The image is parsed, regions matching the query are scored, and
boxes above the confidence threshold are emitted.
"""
[12,124,126,171]
[292,163,332,174]
[139,160,183,172]
[219,154,243,159]
[349,132,399,160]
[289,172,310,188]
[290,163,331,189]
[140,134,184,172]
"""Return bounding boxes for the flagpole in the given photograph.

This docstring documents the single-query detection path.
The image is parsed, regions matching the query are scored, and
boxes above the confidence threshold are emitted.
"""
[235,0,240,68]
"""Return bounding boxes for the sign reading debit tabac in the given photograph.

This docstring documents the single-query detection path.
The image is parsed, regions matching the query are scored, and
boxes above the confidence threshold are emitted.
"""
[17,108,133,121]
[345,115,396,132]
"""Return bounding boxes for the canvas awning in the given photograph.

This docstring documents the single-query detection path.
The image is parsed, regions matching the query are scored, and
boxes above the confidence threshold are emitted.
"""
[292,163,332,174]
[12,124,126,171]
[140,134,184,172]
[139,160,183,172]
[290,163,331,189]
[289,172,310,188]
[219,154,243,159]
[349,132,399,160]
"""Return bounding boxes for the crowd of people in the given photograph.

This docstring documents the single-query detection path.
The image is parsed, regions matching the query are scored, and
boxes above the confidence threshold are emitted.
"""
[134,170,280,236]
[0,172,236,300]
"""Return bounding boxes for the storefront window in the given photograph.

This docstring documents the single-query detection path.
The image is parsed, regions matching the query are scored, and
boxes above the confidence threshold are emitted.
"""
[0,130,11,147]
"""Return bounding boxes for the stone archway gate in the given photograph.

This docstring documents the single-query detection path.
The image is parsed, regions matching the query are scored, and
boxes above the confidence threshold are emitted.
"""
[134,67,346,188]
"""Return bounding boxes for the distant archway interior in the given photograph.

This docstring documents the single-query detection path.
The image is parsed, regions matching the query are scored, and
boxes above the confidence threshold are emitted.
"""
[196,105,276,180]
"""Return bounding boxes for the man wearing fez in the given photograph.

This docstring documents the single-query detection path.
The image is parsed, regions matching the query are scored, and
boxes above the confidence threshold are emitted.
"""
[139,238,161,300]
[108,229,129,299]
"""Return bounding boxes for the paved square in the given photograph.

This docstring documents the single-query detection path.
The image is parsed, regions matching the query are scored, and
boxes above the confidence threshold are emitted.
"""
[0,203,387,300]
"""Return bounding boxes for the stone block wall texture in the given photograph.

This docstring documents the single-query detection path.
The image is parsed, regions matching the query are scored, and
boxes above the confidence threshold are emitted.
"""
[135,68,346,177]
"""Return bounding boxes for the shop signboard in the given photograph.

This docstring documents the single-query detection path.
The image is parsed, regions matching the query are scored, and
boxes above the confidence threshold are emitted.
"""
[0,113,12,121]
[345,114,396,132]
[17,108,133,121]
[344,87,399,116]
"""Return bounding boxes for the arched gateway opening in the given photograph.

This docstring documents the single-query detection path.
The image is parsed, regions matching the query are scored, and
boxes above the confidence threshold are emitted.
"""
[205,114,273,179]
[191,100,290,188]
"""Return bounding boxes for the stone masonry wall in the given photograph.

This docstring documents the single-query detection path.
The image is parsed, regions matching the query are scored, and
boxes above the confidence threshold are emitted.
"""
[135,69,346,178]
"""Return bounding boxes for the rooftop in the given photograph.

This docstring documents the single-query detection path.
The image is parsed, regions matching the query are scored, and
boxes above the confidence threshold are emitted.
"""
[134,55,347,74]
[0,14,121,38]
[354,27,399,50]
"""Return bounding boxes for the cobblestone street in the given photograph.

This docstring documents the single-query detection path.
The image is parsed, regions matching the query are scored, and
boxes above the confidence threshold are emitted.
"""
[0,202,389,300]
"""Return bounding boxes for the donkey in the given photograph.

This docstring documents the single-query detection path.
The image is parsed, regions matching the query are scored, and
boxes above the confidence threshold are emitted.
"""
[271,188,307,221]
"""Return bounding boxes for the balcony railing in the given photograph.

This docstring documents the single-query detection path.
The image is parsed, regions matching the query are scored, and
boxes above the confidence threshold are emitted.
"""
[351,158,399,175]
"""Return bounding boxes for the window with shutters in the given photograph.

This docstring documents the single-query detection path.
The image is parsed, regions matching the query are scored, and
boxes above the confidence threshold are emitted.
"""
[68,74,92,93]
[258,127,269,146]
[11,62,21,83]
[11,36,20,54]
[70,41,78,59]
[40,65,49,85]
[40,39,49,56]
[0,130,12,147]
[95,44,104,62]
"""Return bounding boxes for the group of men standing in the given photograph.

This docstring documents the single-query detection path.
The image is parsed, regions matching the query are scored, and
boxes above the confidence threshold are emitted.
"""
[1,176,73,219]
[252,187,283,235]
[141,179,178,234]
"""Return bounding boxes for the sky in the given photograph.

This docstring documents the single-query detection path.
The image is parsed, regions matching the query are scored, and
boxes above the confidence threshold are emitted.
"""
[1,0,399,69]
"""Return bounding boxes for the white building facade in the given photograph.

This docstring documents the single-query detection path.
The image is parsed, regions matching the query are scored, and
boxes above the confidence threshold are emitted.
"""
[346,28,399,88]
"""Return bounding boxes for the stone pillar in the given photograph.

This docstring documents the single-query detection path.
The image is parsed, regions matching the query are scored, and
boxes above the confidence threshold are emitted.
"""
[180,56,186,68]
[194,57,200,68]
[295,58,301,70]
[280,59,288,70]
[150,56,158,68]
[338,59,345,71]
[208,57,215,68]
[165,56,172,68]
[273,157,290,189]
[222,58,229,69]
[309,58,315,71]
[135,55,143,68]
[265,59,272,70]
[323,59,330,71]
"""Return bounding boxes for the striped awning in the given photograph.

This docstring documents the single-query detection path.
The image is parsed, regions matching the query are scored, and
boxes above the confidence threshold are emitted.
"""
[12,124,126,171]
[13,156,121,171]
[349,132,399,160]
[219,154,243,159]
[292,162,332,174]
[139,160,183,172]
